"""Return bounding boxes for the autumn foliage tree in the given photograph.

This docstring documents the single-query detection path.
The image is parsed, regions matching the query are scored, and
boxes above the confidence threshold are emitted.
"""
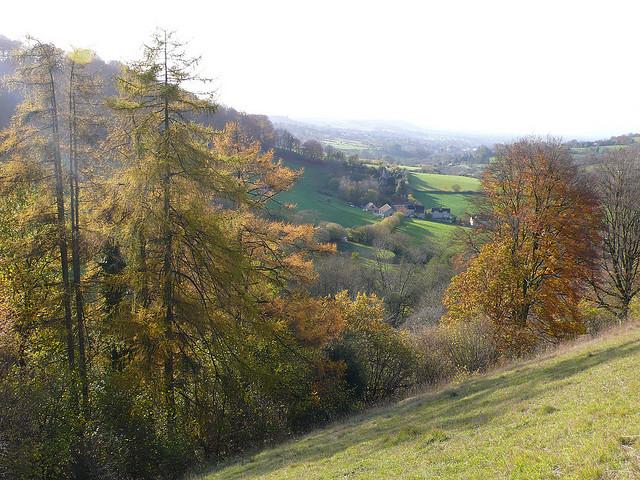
[0,32,350,479]
[443,138,601,353]
[0,39,105,476]
[301,139,324,162]
[93,30,340,468]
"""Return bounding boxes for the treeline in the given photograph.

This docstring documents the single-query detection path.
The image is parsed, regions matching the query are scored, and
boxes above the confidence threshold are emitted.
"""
[328,163,411,207]
[348,212,405,245]
[0,36,281,155]
[277,142,413,209]
[566,132,640,148]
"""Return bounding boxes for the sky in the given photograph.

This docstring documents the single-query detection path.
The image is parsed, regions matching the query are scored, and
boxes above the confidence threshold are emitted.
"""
[2,0,640,138]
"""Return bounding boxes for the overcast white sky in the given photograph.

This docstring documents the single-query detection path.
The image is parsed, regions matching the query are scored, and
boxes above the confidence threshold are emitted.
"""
[2,0,639,138]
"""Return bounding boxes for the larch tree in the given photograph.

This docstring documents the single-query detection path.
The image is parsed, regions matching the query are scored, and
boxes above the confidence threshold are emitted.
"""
[102,30,329,448]
[443,138,601,353]
[3,39,76,369]
[65,47,99,413]
[0,38,101,479]
[104,29,218,440]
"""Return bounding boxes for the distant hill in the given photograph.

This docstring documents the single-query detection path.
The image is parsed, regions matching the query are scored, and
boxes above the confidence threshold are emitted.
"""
[271,115,508,144]
[271,115,502,167]
[201,324,640,479]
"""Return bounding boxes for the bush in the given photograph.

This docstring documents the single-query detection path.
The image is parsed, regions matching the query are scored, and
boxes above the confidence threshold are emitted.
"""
[579,300,619,335]
[326,341,367,402]
[414,318,500,386]
[348,212,404,246]
[0,370,76,480]
[441,318,499,373]
[315,222,347,244]
[334,291,418,403]
[287,358,353,430]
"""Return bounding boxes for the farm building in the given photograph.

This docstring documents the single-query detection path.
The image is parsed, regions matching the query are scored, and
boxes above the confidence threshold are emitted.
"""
[393,204,410,215]
[363,202,378,212]
[431,207,452,221]
[413,204,426,218]
[393,203,426,219]
[377,204,394,217]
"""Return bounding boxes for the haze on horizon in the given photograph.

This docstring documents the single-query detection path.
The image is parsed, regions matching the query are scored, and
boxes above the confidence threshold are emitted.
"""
[3,0,639,139]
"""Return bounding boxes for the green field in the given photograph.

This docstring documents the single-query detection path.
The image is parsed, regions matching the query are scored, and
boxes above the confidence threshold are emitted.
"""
[275,158,475,243]
[408,172,482,192]
[408,172,482,218]
[410,191,478,218]
[199,325,640,480]
[570,145,629,154]
[397,218,462,245]
[338,218,460,259]
[338,241,397,266]
[397,165,423,172]
[275,159,377,228]
[322,139,371,151]
[362,163,423,172]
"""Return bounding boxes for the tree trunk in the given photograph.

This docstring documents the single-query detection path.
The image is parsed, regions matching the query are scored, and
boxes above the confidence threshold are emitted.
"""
[68,62,89,413]
[162,32,177,439]
[48,67,75,371]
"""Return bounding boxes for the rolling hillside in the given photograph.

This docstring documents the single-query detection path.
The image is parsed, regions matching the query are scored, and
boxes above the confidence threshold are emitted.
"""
[200,325,640,480]
[275,156,477,244]
[408,172,482,192]
[275,158,378,228]
[407,172,482,218]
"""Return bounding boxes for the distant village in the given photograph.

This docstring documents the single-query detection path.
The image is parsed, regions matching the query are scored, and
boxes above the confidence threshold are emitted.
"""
[362,202,489,228]
[362,202,453,222]
[350,165,458,223]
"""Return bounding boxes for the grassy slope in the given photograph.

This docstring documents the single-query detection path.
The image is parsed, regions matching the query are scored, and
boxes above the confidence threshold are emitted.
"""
[397,218,461,246]
[408,172,482,218]
[409,172,482,192]
[201,326,640,480]
[409,191,477,218]
[275,158,470,243]
[275,159,377,228]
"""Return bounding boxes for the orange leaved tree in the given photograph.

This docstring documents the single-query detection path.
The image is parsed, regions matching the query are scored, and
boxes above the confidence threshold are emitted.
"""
[443,138,601,353]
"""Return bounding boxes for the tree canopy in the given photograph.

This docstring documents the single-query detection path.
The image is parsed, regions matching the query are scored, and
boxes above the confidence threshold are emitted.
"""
[443,138,601,353]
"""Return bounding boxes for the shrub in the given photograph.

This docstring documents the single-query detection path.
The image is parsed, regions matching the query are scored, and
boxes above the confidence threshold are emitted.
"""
[334,291,418,403]
[348,212,404,246]
[442,318,499,373]
[414,318,500,386]
[315,222,347,244]
[579,300,618,335]
[0,370,76,480]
